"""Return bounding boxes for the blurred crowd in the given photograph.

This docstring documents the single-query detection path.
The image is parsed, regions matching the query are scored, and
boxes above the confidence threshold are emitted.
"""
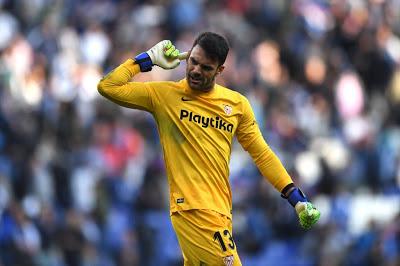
[0,0,399,265]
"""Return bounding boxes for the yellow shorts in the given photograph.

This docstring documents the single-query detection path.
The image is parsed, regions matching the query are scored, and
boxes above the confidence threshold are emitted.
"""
[171,209,242,266]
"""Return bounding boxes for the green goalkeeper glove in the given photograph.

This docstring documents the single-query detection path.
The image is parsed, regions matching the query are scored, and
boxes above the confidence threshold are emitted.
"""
[282,186,320,230]
[134,40,188,72]
[295,202,321,230]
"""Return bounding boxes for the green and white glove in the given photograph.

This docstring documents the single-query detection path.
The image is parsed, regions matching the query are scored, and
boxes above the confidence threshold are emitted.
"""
[282,186,320,230]
[295,202,321,230]
[134,40,188,72]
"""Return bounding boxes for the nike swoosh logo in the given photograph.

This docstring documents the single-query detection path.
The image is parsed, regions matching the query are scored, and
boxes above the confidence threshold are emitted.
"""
[181,97,192,102]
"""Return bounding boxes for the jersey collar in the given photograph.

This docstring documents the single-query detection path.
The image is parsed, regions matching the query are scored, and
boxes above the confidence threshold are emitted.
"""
[179,79,219,98]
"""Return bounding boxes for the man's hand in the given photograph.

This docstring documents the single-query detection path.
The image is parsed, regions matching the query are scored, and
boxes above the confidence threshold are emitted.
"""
[295,202,321,230]
[282,186,320,230]
[147,40,188,69]
[134,40,188,72]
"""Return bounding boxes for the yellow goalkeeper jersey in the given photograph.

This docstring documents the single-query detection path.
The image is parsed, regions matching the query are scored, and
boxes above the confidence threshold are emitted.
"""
[98,59,293,218]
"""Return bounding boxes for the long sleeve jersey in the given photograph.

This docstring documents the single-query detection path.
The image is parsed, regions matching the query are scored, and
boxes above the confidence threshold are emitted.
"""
[97,59,293,218]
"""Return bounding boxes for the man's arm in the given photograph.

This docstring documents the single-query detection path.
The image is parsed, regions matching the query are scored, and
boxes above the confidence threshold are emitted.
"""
[97,60,154,112]
[236,96,320,229]
[236,97,292,191]
[97,40,187,112]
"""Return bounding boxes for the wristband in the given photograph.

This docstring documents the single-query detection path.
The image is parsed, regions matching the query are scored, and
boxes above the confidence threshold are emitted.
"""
[282,187,308,207]
[134,52,153,72]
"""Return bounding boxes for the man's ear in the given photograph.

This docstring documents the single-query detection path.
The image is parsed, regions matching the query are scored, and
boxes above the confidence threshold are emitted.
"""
[217,65,225,75]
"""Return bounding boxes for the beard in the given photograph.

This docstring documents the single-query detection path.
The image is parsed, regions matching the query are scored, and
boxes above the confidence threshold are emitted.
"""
[186,72,216,92]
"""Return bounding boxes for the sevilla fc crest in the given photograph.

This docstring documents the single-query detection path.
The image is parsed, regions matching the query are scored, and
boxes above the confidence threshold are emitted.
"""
[223,105,232,115]
[223,255,234,266]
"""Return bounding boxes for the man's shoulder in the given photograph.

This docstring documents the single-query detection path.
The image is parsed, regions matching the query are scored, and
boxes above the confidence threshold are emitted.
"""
[145,80,185,94]
[146,80,183,87]
[216,84,246,101]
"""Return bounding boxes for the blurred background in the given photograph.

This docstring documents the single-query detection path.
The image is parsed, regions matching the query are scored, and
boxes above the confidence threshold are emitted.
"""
[0,0,399,265]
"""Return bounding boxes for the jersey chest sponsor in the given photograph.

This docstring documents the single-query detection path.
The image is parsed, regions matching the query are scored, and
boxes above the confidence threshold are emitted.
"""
[179,109,234,133]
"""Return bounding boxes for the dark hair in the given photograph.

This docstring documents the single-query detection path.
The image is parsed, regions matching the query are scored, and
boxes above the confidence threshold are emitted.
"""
[192,32,229,66]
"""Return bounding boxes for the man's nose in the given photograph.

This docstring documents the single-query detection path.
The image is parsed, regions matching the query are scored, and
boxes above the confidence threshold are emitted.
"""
[191,65,201,75]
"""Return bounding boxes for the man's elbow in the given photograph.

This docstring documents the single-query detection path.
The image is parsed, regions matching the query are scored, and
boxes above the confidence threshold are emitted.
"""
[97,79,107,96]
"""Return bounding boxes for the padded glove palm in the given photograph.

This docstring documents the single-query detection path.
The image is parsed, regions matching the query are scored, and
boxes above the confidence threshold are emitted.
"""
[283,187,321,230]
[295,202,321,230]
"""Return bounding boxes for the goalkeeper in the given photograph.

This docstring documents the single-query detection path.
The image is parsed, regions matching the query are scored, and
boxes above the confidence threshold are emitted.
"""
[97,32,320,266]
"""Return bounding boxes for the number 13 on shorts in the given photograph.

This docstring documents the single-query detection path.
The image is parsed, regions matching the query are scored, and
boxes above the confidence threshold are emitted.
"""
[213,229,235,252]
